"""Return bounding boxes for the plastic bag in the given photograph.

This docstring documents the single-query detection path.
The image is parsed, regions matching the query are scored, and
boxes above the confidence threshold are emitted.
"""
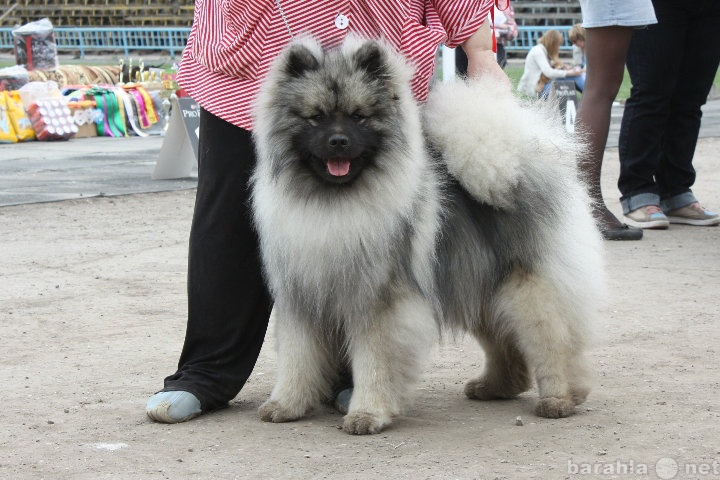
[0,65,29,91]
[18,80,63,110]
[12,18,59,71]
[0,93,18,143]
[5,91,36,141]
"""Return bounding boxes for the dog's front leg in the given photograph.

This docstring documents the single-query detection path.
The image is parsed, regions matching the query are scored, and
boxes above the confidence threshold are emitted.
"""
[259,309,336,423]
[343,294,437,435]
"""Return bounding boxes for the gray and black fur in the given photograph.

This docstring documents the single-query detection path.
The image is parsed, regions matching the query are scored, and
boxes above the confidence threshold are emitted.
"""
[251,36,605,435]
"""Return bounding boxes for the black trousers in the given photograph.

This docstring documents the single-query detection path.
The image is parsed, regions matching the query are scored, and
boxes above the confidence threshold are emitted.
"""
[161,108,273,412]
[618,0,720,204]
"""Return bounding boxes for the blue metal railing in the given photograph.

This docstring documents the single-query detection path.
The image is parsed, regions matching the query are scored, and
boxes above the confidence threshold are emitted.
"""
[0,27,190,58]
[0,25,570,59]
[506,25,573,52]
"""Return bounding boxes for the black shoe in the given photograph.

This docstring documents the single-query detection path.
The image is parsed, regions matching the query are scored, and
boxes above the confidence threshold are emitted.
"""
[601,223,643,241]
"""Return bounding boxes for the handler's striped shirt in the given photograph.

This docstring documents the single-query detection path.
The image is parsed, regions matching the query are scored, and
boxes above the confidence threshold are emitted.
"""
[176,0,494,131]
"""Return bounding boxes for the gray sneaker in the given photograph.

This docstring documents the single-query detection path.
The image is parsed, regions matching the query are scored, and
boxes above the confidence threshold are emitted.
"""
[146,391,201,423]
[665,202,720,226]
[333,388,353,415]
[624,205,670,229]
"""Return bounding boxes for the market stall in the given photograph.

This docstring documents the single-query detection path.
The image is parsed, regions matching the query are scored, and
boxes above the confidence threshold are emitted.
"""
[1,18,177,144]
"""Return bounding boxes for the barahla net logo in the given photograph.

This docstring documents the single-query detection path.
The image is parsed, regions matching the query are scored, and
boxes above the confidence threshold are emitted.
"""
[568,457,720,478]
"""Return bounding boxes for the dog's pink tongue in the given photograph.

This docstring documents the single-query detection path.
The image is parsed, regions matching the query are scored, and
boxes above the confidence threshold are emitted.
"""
[327,157,351,177]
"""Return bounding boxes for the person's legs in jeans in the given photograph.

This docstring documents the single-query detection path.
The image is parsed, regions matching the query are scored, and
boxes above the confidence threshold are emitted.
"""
[655,0,720,211]
[619,0,720,223]
[539,80,553,100]
[575,26,636,233]
[616,11,677,216]
[574,73,586,93]
[148,108,273,422]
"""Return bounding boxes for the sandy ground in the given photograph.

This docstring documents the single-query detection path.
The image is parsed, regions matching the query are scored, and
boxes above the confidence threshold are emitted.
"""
[1,139,719,480]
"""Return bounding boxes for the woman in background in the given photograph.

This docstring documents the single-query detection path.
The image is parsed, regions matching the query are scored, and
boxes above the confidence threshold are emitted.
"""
[575,0,656,240]
[517,30,583,98]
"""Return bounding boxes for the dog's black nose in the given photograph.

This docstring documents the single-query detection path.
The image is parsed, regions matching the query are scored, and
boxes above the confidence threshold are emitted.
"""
[328,133,350,149]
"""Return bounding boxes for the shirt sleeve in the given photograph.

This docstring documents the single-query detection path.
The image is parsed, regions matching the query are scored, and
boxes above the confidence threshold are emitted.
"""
[433,0,494,48]
[537,53,568,79]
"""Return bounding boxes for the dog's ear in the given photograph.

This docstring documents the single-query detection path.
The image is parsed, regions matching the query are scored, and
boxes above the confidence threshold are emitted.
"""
[353,41,388,78]
[285,44,320,77]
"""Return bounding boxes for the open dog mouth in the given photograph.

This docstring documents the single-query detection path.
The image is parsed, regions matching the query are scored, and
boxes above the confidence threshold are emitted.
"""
[327,157,351,177]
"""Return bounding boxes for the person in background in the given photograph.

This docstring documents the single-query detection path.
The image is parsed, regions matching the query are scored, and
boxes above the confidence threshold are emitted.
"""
[516,29,583,99]
[568,23,586,92]
[492,4,519,69]
[145,0,509,424]
[574,0,657,241]
[617,0,720,229]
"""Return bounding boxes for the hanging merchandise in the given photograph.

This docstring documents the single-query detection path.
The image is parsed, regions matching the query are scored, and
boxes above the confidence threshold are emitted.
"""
[86,87,127,138]
[117,84,160,136]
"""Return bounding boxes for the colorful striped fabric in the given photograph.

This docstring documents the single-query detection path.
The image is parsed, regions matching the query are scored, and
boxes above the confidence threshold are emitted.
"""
[176,0,493,130]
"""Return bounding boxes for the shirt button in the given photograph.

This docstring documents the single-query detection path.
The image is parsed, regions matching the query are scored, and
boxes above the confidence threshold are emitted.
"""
[335,14,349,29]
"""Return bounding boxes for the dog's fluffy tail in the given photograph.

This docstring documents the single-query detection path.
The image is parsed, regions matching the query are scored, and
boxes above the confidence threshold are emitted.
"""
[423,78,584,210]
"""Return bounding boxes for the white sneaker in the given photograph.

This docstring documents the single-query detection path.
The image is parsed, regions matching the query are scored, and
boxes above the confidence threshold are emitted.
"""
[624,205,670,229]
[665,202,720,226]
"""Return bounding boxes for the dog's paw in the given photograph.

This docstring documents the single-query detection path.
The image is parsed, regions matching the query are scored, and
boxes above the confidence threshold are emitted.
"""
[535,396,576,418]
[570,385,590,406]
[464,377,521,400]
[258,400,303,423]
[464,378,499,400]
[342,411,390,435]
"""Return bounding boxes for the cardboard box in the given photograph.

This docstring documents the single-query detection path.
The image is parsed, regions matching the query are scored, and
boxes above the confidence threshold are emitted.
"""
[68,102,98,138]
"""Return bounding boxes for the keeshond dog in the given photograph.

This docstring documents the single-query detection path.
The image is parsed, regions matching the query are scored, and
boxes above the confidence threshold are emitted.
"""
[251,36,605,435]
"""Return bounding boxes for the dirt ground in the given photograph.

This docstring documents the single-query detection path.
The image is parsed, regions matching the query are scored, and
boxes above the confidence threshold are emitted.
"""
[1,139,719,480]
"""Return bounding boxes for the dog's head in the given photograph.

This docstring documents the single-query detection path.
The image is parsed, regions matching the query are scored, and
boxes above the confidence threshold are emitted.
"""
[254,36,415,186]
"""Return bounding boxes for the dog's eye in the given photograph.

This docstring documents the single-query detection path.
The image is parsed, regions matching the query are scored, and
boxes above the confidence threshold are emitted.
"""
[350,112,365,122]
[306,114,324,126]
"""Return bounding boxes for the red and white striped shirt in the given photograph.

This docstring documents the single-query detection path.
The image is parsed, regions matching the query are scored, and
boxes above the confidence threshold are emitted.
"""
[176,0,494,130]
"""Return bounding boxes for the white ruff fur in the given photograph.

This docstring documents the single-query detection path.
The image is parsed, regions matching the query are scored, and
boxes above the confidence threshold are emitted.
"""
[252,140,432,310]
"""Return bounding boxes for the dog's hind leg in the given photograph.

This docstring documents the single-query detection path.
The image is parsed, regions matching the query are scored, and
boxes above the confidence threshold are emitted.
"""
[464,334,532,401]
[259,309,338,423]
[342,293,437,435]
[494,268,592,419]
